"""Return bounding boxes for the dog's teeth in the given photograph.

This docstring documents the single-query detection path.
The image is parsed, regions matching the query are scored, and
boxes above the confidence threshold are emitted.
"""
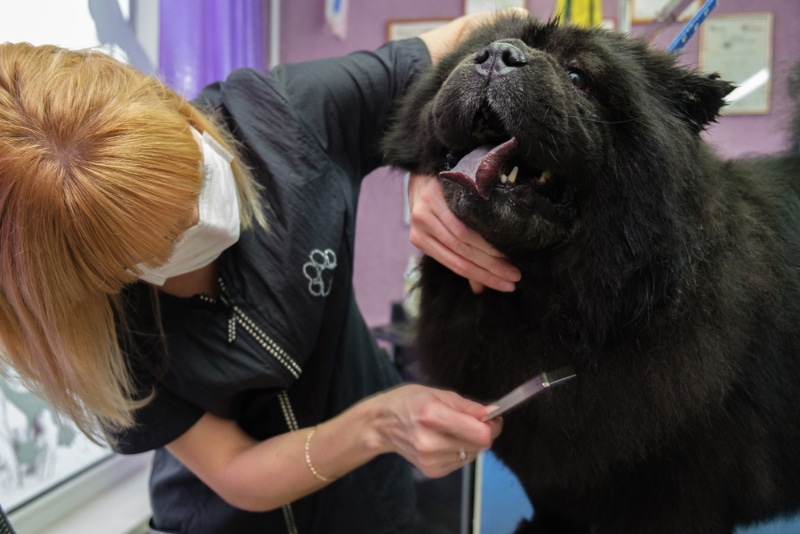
[508,166,519,184]
[499,167,519,185]
[537,170,553,185]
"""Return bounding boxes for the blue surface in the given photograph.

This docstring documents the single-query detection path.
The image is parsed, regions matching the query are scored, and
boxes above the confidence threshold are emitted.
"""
[479,451,800,534]
[479,451,532,533]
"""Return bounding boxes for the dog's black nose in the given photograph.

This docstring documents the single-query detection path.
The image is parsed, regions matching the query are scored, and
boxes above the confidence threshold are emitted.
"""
[474,42,527,77]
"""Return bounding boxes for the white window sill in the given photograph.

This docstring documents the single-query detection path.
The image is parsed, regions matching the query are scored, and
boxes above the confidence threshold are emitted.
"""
[8,452,153,534]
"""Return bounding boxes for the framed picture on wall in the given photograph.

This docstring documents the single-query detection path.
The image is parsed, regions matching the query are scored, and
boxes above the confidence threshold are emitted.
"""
[699,12,773,115]
[387,19,450,41]
[629,0,700,24]
[464,0,526,15]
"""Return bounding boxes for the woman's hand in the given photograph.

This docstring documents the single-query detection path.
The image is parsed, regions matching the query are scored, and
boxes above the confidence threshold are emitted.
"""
[165,383,502,511]
[419,7,529,65]
[408,173,521,293]
[366,384,503,478]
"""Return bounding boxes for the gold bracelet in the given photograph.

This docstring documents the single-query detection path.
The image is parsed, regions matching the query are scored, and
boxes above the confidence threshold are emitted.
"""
[304,426,338,483]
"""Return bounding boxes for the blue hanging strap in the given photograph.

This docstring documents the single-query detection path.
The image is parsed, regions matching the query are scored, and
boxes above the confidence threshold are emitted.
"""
[666,0,719,53]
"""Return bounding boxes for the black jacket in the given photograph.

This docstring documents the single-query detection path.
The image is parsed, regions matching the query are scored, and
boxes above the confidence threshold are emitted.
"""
[115,37,430,534]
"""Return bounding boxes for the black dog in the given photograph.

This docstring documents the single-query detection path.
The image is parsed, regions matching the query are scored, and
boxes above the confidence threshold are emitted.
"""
[383,12,800,534]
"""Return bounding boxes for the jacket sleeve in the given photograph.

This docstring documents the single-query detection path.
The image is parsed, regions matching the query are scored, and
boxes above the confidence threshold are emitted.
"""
[270,38,431,182]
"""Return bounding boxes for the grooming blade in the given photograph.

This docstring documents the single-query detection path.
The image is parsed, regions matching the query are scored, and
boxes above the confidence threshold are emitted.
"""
[484,365,577,420]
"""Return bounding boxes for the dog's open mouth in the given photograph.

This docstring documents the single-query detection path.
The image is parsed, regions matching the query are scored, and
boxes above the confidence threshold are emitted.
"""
[440,137,575,223]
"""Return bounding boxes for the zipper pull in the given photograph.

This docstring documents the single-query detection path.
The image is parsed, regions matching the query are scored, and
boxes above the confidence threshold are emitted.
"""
[216,291,236,343]
[216,278,236,343]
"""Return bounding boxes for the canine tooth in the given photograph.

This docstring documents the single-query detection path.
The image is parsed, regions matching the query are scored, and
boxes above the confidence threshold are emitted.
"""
[508,166,519,184]
[537,170,553,185]
[500,173,508,184]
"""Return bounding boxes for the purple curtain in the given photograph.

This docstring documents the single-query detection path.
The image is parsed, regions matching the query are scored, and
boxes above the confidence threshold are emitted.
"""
[159,0,265,99]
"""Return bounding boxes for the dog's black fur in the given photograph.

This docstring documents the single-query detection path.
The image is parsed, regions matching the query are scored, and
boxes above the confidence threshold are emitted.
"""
[382,12,800,534]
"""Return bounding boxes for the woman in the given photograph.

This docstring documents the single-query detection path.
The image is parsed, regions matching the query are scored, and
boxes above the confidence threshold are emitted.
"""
[0,10,521,534]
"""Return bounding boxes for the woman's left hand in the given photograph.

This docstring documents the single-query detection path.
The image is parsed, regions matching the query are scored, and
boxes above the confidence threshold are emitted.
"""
[418,7,529,65]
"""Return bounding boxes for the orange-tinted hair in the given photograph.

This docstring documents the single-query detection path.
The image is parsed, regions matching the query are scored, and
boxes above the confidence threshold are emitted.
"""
[0,43,265,440]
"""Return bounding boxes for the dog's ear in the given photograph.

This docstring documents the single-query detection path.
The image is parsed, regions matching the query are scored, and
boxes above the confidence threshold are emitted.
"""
[671,72,735,134]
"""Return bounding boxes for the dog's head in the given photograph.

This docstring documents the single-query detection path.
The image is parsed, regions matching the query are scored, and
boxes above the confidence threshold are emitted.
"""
[383,13,733,260]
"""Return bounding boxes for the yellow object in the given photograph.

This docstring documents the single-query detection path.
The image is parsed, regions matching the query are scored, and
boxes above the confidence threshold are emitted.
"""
[557,0,602,27]
[305,426,339,483]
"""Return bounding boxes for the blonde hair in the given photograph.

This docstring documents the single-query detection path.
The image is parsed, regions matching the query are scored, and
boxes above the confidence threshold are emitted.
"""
[0,43,266,440]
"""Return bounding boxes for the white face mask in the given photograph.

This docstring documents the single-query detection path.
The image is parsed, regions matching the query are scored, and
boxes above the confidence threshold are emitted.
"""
[137,127,241,286]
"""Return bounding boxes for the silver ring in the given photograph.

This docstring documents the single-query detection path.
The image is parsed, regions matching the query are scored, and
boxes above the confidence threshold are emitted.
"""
[457,448,467,462]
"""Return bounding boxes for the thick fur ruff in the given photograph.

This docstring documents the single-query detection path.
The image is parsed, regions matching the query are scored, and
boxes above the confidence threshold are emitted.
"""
[383,13,800,534]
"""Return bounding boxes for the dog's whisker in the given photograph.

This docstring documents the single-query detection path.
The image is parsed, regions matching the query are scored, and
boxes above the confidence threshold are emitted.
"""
[563,113,638,125]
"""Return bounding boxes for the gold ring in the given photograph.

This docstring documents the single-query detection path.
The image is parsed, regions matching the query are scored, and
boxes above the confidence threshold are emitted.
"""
[457,448,467,462]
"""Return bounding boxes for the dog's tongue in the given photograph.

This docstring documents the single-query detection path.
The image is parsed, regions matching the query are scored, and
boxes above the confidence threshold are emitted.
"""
[440,138,518,199]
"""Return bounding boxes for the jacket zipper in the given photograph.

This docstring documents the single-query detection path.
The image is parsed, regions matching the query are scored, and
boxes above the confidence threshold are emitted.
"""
[198,278,301,534]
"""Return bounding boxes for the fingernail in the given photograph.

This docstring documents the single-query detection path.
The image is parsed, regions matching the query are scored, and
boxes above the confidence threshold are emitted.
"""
[499,282,516,293]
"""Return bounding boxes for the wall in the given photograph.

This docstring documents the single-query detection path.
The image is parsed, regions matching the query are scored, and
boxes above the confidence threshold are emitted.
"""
[276,0,799,327]
[628,0,800,159]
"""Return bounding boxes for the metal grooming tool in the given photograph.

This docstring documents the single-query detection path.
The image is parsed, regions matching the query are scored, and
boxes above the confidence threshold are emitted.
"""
[484,366,577,420]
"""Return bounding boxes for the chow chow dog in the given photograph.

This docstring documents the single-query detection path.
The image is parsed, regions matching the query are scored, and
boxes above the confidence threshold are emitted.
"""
[382,12,800,534]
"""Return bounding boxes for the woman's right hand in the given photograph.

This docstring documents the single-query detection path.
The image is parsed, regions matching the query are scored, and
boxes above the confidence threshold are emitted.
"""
[164,383,502,512]
[363,383,503,478]
[407,173,521,294]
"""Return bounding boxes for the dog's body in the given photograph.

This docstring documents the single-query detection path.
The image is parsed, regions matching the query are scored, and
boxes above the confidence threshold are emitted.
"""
[383,13,800,534]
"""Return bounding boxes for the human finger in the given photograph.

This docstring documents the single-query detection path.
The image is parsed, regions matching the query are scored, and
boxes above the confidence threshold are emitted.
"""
[410,221,515,293]
[408,174,520,291]
[419,389,501,447]
[422,202,519,284]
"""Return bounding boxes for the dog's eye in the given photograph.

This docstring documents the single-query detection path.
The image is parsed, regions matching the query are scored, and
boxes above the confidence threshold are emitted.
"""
[569,70,591,96]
